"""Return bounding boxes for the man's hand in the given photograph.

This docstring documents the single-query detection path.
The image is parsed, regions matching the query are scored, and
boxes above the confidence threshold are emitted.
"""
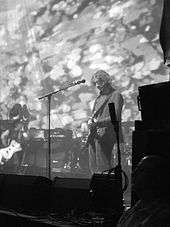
[88,118,97,130]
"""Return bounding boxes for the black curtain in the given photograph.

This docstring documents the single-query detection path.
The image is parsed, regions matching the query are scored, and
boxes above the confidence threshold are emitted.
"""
[159,0,170,66]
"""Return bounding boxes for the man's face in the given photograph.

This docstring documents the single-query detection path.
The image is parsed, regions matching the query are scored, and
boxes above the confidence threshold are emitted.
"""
[94,78,106,91]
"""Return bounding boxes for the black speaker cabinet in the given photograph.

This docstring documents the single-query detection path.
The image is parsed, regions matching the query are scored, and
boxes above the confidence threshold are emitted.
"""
[132,130,170,171]
[138,81,170,121]
[52,177,90,213]
[131,129,170,205]
[89,172,124,218]
[0,174,53,214]
[26,138,73,169]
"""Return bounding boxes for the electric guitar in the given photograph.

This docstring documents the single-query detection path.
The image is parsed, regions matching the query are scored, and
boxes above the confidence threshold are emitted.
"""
[84,118,111,147]
[85,122,97,146]
[85,92,115,146]
[0,140,22,165]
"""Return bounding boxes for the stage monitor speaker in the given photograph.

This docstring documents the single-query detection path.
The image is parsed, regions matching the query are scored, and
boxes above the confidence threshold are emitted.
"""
[53,177,90,213]
[89,172,124,217]
[0,174,53,214]
[138,81,170,121]
[131,130,170,205]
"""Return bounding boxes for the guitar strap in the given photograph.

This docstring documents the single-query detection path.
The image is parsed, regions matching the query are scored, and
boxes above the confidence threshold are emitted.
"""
[92,91,114,121]
[85,92,114,145]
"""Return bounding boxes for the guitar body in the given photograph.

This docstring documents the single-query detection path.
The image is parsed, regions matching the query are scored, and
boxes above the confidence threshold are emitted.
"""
[0,140,22,165]
[86,126,108,145]
[85,127,97,146]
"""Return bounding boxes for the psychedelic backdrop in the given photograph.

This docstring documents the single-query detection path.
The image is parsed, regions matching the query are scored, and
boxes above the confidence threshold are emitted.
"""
[0,0,168,138]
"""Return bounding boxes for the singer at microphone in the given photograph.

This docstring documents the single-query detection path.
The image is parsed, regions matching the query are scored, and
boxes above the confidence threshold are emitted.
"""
[87,70,124,175]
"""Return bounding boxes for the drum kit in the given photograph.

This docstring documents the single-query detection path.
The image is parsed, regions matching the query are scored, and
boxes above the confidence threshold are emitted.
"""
[0,120,89,175]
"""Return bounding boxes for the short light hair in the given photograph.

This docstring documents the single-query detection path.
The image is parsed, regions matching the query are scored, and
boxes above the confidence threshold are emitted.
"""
[91,70,111,86]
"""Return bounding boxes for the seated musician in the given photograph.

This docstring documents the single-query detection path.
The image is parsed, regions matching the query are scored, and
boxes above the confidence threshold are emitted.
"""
[0,103,31,172]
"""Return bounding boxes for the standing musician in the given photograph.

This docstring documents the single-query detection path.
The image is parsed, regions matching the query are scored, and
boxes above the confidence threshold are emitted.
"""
[87,70,124,175]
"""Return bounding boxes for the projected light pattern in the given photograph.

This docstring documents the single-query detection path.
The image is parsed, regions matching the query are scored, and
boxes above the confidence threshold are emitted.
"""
[0,0,167,132]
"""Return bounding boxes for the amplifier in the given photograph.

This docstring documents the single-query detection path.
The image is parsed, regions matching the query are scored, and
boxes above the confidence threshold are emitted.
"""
[44,128,73,140]
[29,128,73,140]
[132,129,170,169]
[134,120,170,131]
[138,81,170,121]
[89,170,124,216]
[132,129,170,205]
[26,138,74,169]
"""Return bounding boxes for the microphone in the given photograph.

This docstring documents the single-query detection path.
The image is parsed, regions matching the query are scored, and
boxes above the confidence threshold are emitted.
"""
[72,79,86,85]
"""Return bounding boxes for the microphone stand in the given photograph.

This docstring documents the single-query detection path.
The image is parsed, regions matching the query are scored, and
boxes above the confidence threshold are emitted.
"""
[38,82,82,180]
